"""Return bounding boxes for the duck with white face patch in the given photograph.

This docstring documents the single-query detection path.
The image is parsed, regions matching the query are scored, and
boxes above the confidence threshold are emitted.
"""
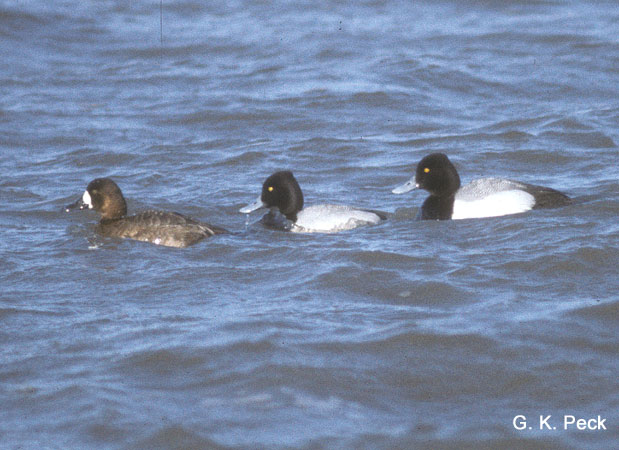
[66,177,227,248]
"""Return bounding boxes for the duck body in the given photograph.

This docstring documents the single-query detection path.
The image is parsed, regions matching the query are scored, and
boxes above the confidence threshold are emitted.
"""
[241,171,385,233]
[260,204,384,233]
[97,210,226,247]
[393,153,571,221]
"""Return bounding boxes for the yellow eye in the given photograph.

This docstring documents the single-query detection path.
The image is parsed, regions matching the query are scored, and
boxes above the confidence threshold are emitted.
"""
[424,167,430,173]
[268,186,274,192]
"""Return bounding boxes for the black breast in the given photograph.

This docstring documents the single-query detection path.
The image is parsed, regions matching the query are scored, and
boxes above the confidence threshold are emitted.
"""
[419,195,456,220]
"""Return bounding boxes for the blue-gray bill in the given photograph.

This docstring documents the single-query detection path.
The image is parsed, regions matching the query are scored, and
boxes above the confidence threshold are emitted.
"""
[65,197,88,212]
[240,196,266,214]
[392,179,418,194]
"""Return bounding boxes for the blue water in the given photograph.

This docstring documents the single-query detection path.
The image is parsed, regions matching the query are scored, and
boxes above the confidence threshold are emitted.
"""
[1,1,618,448]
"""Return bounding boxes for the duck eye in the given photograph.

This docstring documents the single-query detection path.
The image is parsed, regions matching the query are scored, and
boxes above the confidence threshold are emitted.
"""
[267,186,274,192]
[424,167,430,173]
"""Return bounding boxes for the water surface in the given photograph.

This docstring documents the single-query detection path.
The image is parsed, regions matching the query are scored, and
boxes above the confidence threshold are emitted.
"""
[1,0,618,448]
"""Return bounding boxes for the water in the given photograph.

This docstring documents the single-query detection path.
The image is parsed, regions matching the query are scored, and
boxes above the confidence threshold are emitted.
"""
[1,0,618,448]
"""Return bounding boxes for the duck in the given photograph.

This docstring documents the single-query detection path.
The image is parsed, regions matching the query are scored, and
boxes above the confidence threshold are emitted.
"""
[392,153,571,220]
[65,177,227,247]
[240,170,386,232]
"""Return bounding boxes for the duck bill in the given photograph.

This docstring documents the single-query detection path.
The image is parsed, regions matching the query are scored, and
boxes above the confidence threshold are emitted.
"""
[239,196,266,214]
[65,190,94,212]
[65,197,88,212]
[392,178,418,194]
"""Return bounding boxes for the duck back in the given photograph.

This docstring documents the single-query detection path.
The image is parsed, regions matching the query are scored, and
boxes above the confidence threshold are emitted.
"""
[98,210,227,248]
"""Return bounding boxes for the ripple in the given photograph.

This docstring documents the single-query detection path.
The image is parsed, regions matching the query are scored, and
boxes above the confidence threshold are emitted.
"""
[567,299,619,324]
[539,131,616,148]
[131,425,228,450]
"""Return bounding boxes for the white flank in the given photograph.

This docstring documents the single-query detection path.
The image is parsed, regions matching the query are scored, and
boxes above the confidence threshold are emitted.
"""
[292,204,381,233]
[452,189,535,220]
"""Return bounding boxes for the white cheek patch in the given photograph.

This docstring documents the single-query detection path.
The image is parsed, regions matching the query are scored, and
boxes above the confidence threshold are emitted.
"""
[82,190,93,209]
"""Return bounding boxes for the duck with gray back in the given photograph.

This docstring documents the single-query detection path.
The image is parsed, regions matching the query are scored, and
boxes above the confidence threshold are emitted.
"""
[66,178,227,247]
[392,153,571,220]
[240,170,386,232]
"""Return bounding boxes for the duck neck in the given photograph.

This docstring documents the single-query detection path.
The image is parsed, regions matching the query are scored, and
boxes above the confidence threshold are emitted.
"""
[100,198,127,220]
[420,194,455,220]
